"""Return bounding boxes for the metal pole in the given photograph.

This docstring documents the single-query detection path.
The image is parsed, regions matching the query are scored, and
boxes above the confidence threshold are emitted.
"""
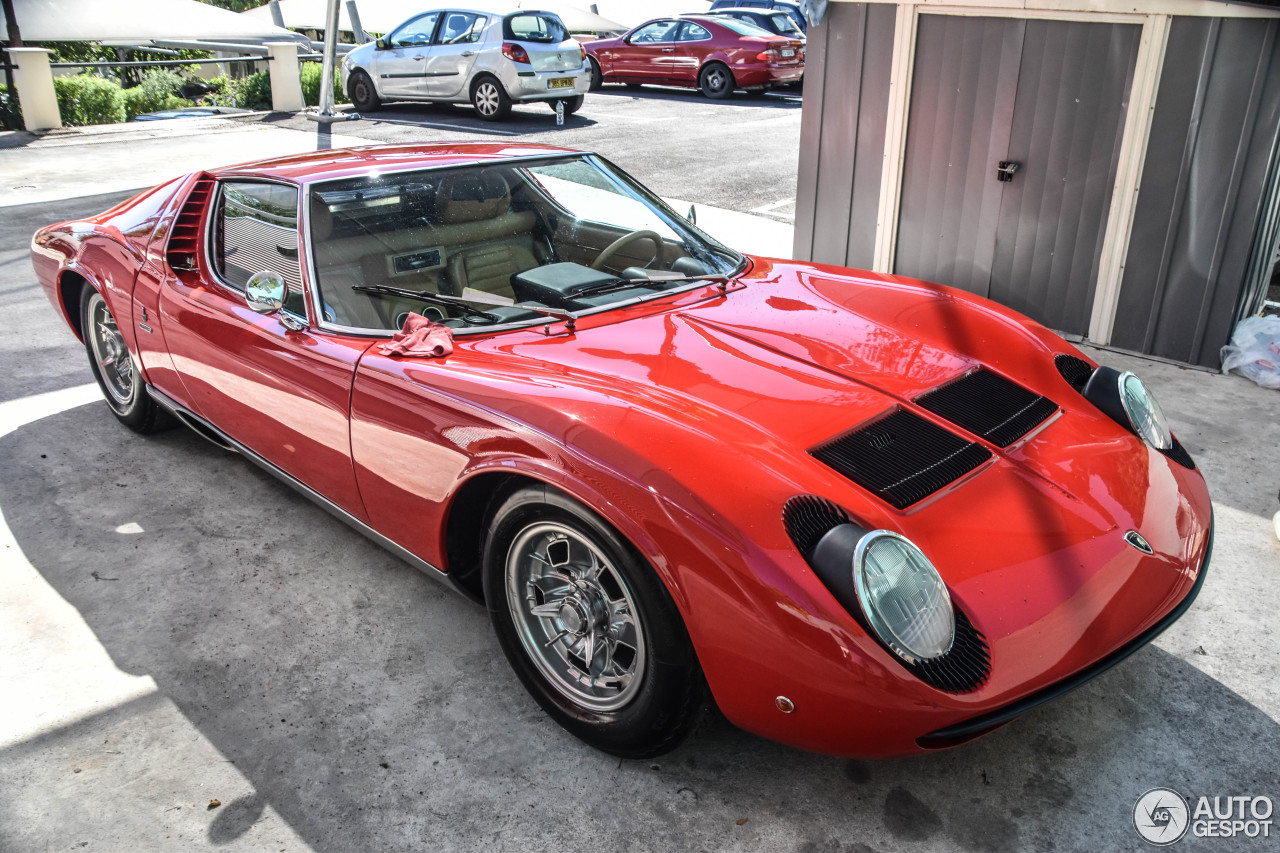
[268,0,286,29]
[1,0,23,108]
[307,0,357,121]
[346,0,368,44]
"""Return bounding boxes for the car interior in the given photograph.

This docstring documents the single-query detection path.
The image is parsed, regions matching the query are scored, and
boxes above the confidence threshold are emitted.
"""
[302,158,735,333]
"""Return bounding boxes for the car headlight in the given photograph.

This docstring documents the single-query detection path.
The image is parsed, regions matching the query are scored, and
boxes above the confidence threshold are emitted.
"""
[1083,366,1172,451]
[1118,372,1172,450]
[853,531,955,663]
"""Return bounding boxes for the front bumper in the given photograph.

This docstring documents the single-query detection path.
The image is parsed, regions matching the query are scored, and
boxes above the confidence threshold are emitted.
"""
[505,67,591,102]
[918,517,1213,749]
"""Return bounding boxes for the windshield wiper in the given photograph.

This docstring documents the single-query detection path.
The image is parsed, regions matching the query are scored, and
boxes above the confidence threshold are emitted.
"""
[352,284,500,323]
[572,271,733,299]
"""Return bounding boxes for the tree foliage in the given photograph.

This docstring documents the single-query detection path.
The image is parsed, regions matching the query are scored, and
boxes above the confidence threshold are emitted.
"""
[198,0,269,11]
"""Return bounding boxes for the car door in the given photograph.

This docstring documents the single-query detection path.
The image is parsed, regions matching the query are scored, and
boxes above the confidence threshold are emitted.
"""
[157,179,375,517]
[425,11,487,99]
[613,20,681,81]
[372,11,442,99]
[674,21,714,84]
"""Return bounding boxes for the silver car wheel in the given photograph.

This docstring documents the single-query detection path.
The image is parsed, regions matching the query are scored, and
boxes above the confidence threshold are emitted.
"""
[86,292,136,408]
[505,521,647,712]
[474,81,500,117]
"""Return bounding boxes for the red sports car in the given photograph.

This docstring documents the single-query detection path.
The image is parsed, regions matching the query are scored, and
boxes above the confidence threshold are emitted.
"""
[584,15,803,98]
[31,143,1212,759]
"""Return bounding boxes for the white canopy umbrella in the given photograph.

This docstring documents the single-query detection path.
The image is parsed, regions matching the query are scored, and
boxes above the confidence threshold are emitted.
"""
[2,0,304,43]
[590,1,712,28]
[243,0,625,36]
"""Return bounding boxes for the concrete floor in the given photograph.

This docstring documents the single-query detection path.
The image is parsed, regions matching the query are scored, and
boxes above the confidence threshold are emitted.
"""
[1,93,1278,852]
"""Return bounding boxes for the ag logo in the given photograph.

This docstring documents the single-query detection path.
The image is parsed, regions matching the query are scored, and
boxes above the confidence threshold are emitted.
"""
[1135,788,1190,845]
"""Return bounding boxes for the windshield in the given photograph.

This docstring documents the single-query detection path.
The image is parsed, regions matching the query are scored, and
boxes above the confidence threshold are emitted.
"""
[307,154,743,334]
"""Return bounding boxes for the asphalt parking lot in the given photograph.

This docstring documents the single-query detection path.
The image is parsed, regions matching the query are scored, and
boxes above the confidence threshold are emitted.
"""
[1,88,1278,853]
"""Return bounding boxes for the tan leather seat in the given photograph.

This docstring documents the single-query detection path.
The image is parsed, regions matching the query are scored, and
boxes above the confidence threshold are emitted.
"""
[438,172,538,299]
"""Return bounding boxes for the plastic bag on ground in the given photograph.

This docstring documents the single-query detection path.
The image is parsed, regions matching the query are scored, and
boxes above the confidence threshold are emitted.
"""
[1220,315,1280,389]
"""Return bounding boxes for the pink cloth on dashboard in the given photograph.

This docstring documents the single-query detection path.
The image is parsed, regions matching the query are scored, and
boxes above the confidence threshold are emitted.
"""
[378,313,454,358]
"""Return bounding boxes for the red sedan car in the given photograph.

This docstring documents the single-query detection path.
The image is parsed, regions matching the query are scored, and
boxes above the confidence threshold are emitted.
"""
[31,144,1211,759]
[584,15,803,98]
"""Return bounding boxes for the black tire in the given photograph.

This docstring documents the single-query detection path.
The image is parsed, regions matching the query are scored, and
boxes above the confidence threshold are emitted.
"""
[81,287,171,434]
[698,62,734,100]
[471,75,512,121]
[551,95,583,116]
[587,57,603,91]
[624,82,642,90]
[348,70,380,112]
[483,484,707,758]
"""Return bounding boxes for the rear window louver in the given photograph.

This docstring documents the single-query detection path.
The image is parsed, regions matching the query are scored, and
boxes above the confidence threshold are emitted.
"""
[916,368,1058,448]
[811,410,992,510]
[166,176,214,271]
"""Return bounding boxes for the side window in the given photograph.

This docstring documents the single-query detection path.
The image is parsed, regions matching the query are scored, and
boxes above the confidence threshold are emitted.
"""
[438,12,485,45]
[631,21,678,43]
[390,12,440,48]
[678,22,711,41]
[213,181,307,318]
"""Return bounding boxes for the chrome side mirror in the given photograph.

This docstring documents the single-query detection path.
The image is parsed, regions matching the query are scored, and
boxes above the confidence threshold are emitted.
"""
[245,270,286,314]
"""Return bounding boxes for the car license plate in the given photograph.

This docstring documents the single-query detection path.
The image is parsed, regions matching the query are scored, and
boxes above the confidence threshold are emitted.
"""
[548,77,573,90]
[781,49,796,58]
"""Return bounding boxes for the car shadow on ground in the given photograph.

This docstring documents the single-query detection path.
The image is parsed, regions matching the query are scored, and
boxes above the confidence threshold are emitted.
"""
[256,103,601,137]
[592,84,803,108]
[0,404,1275,851]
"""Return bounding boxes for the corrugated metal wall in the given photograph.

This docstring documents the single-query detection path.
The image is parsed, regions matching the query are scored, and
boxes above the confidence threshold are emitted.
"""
[1113,18,1280,367]
[792,2,896,267]
[895,17,1138,336]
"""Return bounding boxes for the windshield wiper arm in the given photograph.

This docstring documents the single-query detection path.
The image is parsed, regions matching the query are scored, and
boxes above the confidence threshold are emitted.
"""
[352,284,500,323]
[572,271,733,299]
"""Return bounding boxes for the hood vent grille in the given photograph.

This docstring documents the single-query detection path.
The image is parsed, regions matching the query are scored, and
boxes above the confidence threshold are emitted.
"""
[811,410,992,509]
[781,495,852,560]
[916,368,1057,448]
[166,176,214,272]
[1054,354,1095,391]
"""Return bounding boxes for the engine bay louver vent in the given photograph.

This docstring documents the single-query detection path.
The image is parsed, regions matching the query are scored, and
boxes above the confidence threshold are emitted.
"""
[810,410,992,510]
[1054,353,1095,392]
[915,368,1058,448]
[781,495,851,560]
[166,177,214,271]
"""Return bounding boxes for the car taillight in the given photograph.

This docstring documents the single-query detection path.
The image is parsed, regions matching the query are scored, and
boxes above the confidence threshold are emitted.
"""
[757,48,780,61]
[503,42,530,64]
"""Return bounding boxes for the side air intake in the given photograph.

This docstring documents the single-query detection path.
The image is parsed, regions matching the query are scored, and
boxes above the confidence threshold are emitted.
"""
[166,176,214,272]
[810,410,992,510]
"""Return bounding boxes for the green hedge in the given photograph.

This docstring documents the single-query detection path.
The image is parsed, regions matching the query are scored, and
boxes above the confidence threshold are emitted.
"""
[300,62,344,106]
[122,69,191,119]
[237,70,273,110]
[53,74,126,126]
[0,84,22,130]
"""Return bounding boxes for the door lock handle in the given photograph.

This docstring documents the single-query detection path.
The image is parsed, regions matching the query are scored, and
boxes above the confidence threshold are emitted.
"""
[996,161,1020,182]
[413,55,425,61]
[461,51,474,57]
[661,47,674,52]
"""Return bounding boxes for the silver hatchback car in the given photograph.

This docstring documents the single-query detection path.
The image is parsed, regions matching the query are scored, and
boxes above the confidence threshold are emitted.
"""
[342,9,591,121]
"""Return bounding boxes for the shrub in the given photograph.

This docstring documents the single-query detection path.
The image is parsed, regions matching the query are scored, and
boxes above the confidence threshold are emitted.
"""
[0,84,22,130]
[237,70,272,110]
[52,74,126,126]
[300,62,344,106]
[122,69,191,119]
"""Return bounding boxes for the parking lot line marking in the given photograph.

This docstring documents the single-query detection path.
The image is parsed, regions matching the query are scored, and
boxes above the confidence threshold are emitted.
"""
[751,198,796,220]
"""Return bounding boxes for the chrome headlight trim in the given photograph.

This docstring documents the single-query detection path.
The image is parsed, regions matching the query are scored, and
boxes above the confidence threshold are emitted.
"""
[1117,371,1173,451]
[852,530,955,664]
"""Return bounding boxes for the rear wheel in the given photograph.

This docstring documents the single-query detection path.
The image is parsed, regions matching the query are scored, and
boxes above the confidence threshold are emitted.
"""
[471,76,511,121]
[483,485,707,757]
[551,95,583,116]
[698,62,734,99]
[348,70,380,112]
[588,57,603,90]
[81,287,170,434]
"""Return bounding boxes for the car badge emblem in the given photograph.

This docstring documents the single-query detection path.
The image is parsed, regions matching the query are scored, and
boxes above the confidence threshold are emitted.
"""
[1124,530,1154,555]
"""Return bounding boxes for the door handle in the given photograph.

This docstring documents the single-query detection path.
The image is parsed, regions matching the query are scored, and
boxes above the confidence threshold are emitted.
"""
[413,55,425,61]
[996,161,1020,182]
[661,47,674,52]
[461,51,474,57]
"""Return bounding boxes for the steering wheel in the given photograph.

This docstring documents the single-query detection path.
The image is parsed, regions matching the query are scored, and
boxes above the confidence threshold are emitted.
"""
[590,230,663,272]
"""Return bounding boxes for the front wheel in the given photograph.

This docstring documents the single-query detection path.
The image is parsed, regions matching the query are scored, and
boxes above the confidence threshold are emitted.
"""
[483,485,707,757]
[471,76,511,121]
[81,287,170,434]
[348,70,380,112]
[587,57,603,91]
[698,63,734,100]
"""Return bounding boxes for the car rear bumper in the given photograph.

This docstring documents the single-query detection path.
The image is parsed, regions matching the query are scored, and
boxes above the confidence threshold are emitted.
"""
[504,67,591,101]
[735,64,804,88]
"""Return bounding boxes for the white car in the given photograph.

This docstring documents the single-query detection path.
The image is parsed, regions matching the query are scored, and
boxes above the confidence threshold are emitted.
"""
[342,9,591,121]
